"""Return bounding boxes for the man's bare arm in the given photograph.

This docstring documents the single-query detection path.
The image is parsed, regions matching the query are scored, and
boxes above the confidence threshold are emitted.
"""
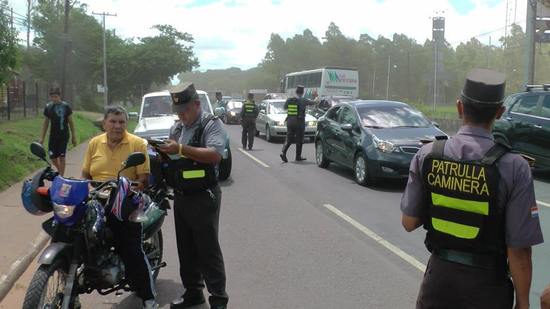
[508,247,532,309]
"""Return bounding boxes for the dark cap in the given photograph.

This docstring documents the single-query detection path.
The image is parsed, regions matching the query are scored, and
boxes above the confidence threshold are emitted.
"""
[296,85,305,93]
[215,91,222,96]
[461,68,506,105]
[170,82,199,113]
[49,87,61,95]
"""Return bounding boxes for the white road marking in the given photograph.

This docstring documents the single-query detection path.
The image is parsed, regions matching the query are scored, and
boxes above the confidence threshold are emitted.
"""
[238,148,270,168]
[323,204,426,272]
[538,200,550,208]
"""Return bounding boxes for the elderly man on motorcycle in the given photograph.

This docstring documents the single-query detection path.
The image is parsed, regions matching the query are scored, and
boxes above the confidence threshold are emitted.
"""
[81,105,158,309]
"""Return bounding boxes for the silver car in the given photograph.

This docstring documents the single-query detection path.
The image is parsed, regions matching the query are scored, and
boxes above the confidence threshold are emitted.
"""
[255,99,317,142]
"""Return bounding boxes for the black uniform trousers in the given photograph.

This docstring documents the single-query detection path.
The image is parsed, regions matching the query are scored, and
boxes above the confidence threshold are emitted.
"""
[241,117,256,149]
[107,213,156,301]
[282,117,306,159]
[173,185,228,301]
[416,254,513,309]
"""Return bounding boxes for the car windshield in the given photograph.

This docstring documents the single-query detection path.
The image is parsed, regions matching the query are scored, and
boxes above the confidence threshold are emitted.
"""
[227,101,243,110]
[357,105,431,128]
[269,101,286,114]
[142,96,173,118]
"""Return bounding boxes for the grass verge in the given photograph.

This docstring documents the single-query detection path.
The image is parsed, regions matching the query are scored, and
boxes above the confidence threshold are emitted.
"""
[0,112,102,192]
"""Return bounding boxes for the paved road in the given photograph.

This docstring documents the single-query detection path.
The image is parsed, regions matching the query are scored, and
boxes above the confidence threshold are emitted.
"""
[27,124,550,308]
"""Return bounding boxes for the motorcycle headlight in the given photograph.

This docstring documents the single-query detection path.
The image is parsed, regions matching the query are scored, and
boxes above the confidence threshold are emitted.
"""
[53,203,76,219]
[308,121,316,127]
[373,136,397,153]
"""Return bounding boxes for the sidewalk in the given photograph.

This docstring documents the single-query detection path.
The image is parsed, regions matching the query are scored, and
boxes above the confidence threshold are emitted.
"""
[0,142,90,302]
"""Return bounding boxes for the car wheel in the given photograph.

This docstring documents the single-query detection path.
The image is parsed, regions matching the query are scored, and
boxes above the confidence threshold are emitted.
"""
[255,128,260,137]
[266,125,274,142]
[218,147,232,181]
[354,152,374,186]
[315,141,330,168]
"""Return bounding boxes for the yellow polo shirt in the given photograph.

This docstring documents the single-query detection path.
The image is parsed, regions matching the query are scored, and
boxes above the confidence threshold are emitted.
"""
[82,132,150,181]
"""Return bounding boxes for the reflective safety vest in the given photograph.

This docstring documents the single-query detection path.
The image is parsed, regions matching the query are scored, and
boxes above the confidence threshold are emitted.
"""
[422,139,509,256]
[243,101,257,118]
[286,98,299,117]
[164,115,218,192]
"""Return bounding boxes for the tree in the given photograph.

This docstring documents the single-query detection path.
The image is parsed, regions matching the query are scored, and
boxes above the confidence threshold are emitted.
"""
[0,0,19,85]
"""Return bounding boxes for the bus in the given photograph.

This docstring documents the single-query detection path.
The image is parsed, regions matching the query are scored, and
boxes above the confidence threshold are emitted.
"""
[282,67,359,99]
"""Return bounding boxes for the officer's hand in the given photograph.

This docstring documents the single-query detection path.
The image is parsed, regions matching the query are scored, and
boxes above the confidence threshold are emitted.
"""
[541,284,550,309]
[157,139,180,155]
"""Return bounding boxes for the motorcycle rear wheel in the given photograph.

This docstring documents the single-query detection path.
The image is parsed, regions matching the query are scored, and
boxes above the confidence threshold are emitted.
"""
[22,258,74,309]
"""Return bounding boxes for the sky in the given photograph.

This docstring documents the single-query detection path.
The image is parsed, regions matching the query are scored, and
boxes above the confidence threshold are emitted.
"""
[8,0,528,71]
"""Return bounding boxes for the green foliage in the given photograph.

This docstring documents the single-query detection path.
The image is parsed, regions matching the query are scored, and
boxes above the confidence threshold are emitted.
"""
[21,0,198,108]
[0,112,100,191]
[0,0,19,84]
[181,22,531,111]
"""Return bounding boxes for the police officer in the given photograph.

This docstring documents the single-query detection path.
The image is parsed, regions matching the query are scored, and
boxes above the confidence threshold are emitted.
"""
[400,68,543,309]
[280,85,316,162]
[240,92,259,150]
[157,83,228,309]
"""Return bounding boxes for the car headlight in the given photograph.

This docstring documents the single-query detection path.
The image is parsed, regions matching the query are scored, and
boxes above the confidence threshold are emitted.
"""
[276,121,285,126]
[230,111,236,116]
[373,136,397,153]
[53,203,76,219]
[308,121,316,127]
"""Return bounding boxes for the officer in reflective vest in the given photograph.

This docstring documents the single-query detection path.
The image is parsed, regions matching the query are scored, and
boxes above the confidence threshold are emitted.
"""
[240,92,259,150]
[400,68,543,309]
[280,85,316,162]
[157,83,229,309]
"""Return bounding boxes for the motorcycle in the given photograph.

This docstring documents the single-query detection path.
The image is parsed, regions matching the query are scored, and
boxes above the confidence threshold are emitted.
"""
[21,142,171,309]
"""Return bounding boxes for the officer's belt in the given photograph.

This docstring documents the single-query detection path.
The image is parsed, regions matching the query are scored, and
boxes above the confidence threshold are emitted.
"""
[173,184,218,196]
[433,249,502,269]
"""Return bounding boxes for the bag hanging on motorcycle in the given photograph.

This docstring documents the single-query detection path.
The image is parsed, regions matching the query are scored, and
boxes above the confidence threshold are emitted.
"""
[164,158,217,192]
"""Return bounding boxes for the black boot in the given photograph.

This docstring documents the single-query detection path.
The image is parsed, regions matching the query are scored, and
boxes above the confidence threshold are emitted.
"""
[281,143,290,163]
[209,296,228,309]
[170,290,206,309]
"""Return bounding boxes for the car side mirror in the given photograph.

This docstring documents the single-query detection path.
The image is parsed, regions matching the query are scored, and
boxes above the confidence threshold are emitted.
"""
[128,112,139,119]
[341,123,353,132]
[214,107,225,116]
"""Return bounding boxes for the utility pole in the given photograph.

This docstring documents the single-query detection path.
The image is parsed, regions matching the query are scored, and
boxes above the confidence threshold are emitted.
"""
[433,42,438,112]
[386,55,391,100]
[10,8,13,32]
[525,0,537,85]
[26,0,32,50]
[61,0,69,99]
[372,67,376,98]
[92,11,117,106]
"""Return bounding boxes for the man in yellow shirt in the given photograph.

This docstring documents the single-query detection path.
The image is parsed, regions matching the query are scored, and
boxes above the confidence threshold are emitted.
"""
[82,106,157,309]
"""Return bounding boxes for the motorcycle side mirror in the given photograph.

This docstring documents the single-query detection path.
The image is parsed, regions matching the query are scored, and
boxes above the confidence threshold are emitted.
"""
[118,152,146,180]
[341,123,353,132]
[30,142,48,163]
[123,152,146,169]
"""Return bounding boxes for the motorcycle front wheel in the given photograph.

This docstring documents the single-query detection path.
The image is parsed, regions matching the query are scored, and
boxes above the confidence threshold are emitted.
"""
[144,229,163,280]
[22,258,70,309]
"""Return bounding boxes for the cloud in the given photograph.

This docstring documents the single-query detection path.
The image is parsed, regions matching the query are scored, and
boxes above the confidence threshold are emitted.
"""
[10,0,528,70]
